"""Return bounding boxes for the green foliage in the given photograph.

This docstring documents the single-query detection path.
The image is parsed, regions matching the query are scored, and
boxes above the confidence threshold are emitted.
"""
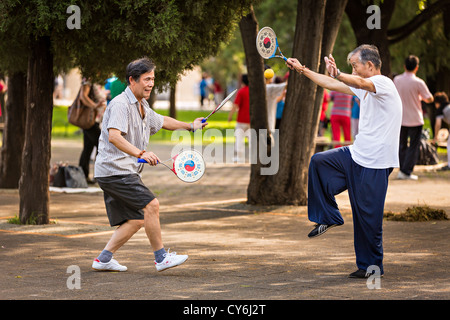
[51,105,235,143]
[0,0,252,87]
[254,0,297,74]
[389,1,450,78]
[201,0,297,87]
[7,213,56,225]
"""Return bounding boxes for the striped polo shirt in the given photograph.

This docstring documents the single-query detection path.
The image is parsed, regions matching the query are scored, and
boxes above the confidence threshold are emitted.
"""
[94,86,164,177]
[330,91,352,117]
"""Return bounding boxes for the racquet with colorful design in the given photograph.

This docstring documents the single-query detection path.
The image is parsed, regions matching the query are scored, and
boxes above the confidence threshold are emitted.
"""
[256,26,287,61]
[138,149,205,183]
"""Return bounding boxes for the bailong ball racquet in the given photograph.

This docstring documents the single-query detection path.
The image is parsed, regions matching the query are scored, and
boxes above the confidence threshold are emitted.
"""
[138,149,205,183]
[256,26,287,61]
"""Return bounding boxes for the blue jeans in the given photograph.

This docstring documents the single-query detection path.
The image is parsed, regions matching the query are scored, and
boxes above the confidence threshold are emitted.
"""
[307,147,392,273]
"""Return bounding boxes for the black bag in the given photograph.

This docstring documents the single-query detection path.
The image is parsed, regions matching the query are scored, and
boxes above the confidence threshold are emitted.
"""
[417,138,439,165]
[51,164,88,188]
[65,165,88,188]
[52,165,67,187]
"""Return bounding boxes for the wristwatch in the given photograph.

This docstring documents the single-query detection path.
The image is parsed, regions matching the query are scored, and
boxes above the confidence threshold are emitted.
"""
[331,69,341,79]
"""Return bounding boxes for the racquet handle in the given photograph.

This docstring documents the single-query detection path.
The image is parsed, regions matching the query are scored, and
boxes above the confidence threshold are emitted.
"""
[137,159,160,164]
[201,118,207,123]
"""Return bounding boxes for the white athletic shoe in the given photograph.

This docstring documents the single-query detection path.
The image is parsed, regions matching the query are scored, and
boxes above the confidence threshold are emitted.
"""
[92,258,127,272]
[397,171,418,180]
[155,250,188,272]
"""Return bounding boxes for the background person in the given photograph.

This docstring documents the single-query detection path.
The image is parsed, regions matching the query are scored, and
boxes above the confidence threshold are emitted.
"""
[228,74,250,163]
[432,92,450,171]
[79,78,105,184]
[394,55,434,180]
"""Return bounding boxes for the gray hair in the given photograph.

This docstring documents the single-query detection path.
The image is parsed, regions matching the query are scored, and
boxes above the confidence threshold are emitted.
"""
[347,44,382,70]
[126,57,156,85]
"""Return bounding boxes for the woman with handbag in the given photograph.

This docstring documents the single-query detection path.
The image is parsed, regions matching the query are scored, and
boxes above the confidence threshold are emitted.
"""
[78,78,105,184]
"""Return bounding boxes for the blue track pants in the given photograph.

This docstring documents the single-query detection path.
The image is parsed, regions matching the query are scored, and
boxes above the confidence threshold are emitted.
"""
[307,147,392,273]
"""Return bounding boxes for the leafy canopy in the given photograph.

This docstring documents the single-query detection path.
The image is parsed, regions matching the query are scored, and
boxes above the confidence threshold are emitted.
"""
[0,0,251,88]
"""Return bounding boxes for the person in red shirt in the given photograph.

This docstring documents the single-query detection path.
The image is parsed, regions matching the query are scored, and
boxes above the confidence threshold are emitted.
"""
[228,74,250,162]
[0,78,7,119]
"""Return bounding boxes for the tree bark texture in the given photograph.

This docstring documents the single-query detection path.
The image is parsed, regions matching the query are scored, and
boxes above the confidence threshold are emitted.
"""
[238,6,272,204]
[19,36,54,225]
[267,0,327,205]
[312,0,349,145]
[169,82,177,119]
[0,72,27,188]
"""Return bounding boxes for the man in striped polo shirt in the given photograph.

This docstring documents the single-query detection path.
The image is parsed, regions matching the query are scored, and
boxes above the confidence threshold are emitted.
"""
[92,57,207,272]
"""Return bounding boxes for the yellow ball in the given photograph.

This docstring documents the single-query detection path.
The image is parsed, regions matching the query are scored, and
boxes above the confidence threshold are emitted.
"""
[264,68,274,79]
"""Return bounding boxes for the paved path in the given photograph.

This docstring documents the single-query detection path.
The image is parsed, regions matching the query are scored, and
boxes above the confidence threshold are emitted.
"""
[0,140,449,306]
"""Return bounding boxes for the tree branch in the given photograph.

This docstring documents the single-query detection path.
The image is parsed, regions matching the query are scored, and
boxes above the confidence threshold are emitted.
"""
[387,0,450,44]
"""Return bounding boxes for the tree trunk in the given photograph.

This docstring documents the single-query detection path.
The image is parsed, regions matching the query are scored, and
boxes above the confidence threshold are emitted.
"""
[312,0,349,147]
[169,82,177,119]
[239,6,271,204]
[19,36,54,225]
[0,72,27,188]
[346,0,396,77]
[266,0,327,205]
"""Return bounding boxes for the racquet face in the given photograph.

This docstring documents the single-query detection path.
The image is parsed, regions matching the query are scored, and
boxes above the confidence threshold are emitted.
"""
[173,149,205,183]
[257,27,279,59]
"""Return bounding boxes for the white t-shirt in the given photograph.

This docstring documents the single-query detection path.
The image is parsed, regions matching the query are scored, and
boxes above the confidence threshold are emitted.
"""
[266,83,287,132]
[349,75,402,169]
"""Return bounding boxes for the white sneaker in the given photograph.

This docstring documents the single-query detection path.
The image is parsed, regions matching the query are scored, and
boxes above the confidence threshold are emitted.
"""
[155,250,188,272]
[397,171,418,180]
[92,258,127,272]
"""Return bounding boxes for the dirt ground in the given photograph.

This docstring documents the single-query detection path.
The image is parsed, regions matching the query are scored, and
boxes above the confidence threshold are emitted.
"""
[0,139,449,304]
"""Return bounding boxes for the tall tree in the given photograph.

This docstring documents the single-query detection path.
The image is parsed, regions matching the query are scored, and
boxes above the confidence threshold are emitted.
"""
[245,0,348,205]
[345,0,450,77]
[239,6,270,203]
[19,36,54,224]
[0,72,27,188]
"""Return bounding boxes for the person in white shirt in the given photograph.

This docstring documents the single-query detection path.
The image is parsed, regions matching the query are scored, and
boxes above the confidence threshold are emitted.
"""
[394,55,434,180]
[286,44,402,279]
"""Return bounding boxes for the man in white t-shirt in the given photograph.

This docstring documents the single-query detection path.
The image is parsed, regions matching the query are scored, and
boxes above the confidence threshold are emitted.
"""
[394,55,434,180]
[287,45,402,279]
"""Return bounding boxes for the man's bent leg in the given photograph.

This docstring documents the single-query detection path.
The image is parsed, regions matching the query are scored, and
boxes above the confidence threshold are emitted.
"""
[93,219,142,271]
[307,148,349,226]
[143,198,163,251]
[143,198,189,271]
[104,219,144,253]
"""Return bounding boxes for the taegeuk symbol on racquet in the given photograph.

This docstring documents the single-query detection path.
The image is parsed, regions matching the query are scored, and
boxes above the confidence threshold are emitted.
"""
[201,89,237,123]
[138,149,205,183]
[256,26,287,61]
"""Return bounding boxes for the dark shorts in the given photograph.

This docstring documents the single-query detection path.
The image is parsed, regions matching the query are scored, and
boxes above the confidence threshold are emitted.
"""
[96,174,156,226]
